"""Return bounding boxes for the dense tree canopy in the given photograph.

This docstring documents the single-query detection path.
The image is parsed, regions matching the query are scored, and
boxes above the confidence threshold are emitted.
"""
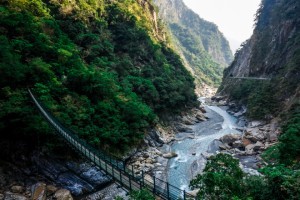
[0,0,198,154]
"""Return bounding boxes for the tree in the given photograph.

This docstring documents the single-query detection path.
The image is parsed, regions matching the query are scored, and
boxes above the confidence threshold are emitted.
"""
[190,153,244,200]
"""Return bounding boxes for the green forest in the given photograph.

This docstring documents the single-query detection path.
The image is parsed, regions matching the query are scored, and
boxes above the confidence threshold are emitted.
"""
[0,0,198,154]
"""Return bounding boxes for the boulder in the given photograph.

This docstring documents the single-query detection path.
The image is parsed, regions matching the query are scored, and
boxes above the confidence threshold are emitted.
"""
[218,100,227,106]
[54,189,73,200]
[207,139,223,153]
[46,185,58,195]
[245,141,264,153]
[219,143,231,150]
[176,124,193,133]
[0,194,4,200]
[182,116,195,125]
[249,121,265,127]
[11,186,24,194]
[145,163,154,169]
[31,182,46,200]
[162,152,178,159]
[196,113,207,121]
[4,192,27,200]
[201,152,214,159]
[189,189,200,197]
[211,96,225,101]
[242,138,252,146]
[253,141,264,151]
[199,106,206,113]
[220,134,241,146]
[245,135,258,143]
[148,129,165,145]
[232,140,244,149]
[245,147,254,155]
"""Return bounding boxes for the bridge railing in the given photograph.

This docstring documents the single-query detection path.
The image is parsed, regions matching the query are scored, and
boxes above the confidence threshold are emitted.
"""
[28,89,195,200]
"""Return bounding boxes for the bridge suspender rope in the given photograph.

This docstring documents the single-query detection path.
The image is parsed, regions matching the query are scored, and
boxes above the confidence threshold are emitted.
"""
[28,89,194,200]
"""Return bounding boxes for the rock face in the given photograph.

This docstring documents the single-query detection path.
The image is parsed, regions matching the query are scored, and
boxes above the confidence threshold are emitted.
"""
[31,156,112,196]
[153,0,232,92]
[219,0,300,115]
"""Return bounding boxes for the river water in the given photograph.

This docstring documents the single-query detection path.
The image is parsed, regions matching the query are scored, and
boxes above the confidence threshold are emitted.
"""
[167,104,241,191]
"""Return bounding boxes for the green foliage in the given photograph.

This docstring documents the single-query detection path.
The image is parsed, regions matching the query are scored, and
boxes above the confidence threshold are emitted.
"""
[169,23,223,86]
[279,105,300,164]
[0,0,198,154]
[259,165,300,200]
[190,153,300,200]
[129,189,155,200]
[190,154,244,199]
[228,80,278,119]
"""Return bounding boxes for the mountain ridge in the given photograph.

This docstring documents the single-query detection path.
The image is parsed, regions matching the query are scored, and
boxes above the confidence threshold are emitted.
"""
[153,0,233,90]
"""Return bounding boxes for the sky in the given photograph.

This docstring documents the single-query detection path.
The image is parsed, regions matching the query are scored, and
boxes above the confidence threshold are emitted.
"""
[182,0,261,53]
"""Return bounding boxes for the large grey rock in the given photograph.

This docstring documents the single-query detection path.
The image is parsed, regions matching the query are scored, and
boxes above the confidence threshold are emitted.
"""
[46,185,57,195]
[31,182,46,200]
[11,186,24,194]
[253,141,264,151]
[57,172,94,196]
[32,156,68,180]
[4,192,27,200]
[220,134,241,145]
[207,139,223,153]
[162,152,178,159]
[148,129,165,146]
[54,189,73,200]
[196,113,207,121]
[245,141,264,153]
[0,194,4,200]
[182,116,195,125]
[232,140,244,149]
[176,123,193,133]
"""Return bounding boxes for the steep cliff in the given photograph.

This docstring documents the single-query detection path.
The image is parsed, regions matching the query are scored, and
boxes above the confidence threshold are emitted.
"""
[153,0,233,90]
[219,0,300,119]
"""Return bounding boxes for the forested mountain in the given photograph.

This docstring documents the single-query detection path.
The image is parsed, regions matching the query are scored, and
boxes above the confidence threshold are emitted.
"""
[219,0,300,120]
[0,0,198,154]
[153,0,233,88]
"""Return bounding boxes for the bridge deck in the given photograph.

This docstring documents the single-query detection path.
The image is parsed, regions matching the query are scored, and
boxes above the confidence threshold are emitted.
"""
[28,89,194,200]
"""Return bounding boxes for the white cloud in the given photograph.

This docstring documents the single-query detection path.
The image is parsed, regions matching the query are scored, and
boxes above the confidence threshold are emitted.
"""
[182,0,261,53]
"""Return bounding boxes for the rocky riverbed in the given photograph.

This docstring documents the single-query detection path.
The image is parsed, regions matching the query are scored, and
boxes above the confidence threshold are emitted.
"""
[207,96,280,174]
[0,96,280,199]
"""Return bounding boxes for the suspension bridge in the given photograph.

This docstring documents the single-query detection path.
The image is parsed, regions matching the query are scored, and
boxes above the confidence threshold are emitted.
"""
[28,89,195,200]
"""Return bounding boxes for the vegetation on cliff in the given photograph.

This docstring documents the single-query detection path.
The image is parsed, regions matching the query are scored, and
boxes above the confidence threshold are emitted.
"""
[0,0,198,154]
[219,0,299,119]
[154,0,232,88]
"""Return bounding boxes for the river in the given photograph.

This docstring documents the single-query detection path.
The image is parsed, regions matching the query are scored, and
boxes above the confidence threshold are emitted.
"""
[167,102,242,191]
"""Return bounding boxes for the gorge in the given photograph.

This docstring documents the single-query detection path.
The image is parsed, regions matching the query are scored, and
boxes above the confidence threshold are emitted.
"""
[0,0,299,199]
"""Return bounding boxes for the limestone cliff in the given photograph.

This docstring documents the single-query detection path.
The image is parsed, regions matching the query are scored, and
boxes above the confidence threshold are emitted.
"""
[153,0,233,90]
[219,0,300,119]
